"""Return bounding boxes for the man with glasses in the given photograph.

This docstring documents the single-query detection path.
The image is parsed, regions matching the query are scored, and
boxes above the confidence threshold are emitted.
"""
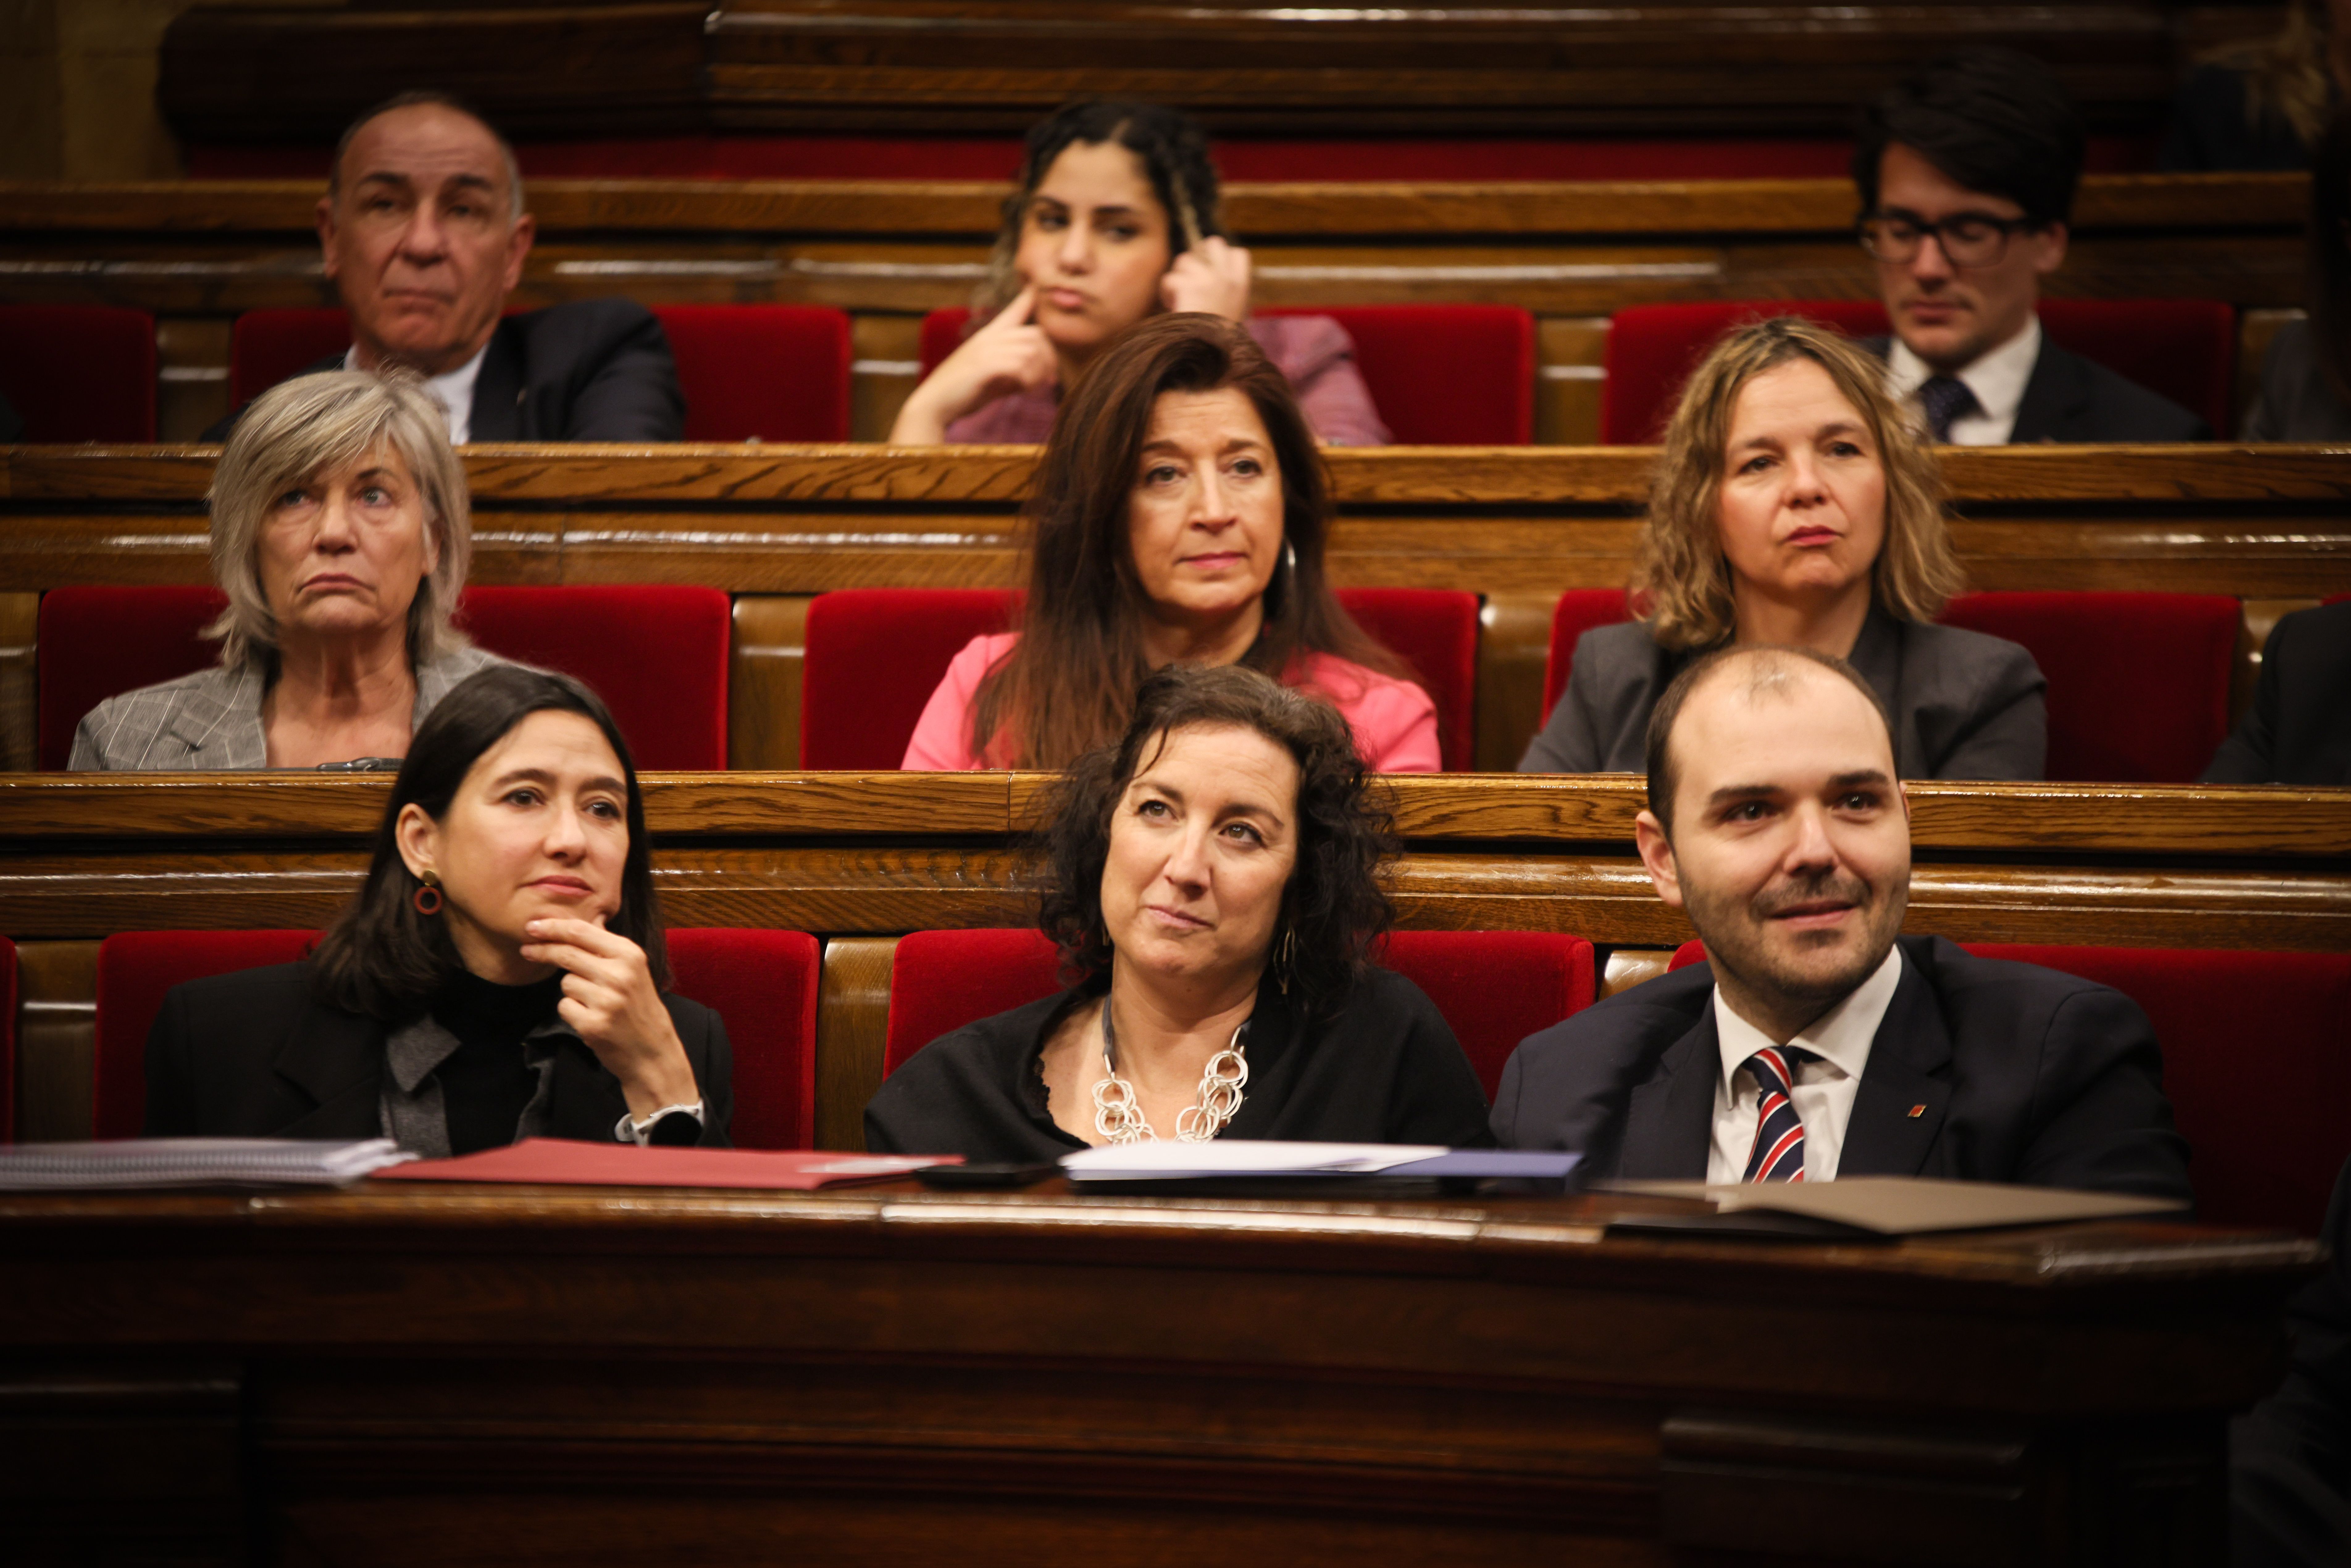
[1854,49,2209,444]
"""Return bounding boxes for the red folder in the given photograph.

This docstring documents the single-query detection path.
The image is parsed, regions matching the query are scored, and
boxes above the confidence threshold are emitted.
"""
[374,1138,959,1190]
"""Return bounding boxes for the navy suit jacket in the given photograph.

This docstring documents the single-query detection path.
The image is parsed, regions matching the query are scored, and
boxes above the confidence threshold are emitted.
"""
[2202,600,2351,786]
[1491,935,2191,1201]
[1862,333,2210,444]
[203,298,684,442]
[142,960,733,1147]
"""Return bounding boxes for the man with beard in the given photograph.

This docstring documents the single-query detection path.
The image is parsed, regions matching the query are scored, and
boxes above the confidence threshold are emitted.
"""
[1491,644,2190,1198]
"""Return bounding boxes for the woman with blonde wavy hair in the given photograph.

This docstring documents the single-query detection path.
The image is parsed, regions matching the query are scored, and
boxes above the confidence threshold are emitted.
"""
[72,369,505,770]
[1519,315,2046,780]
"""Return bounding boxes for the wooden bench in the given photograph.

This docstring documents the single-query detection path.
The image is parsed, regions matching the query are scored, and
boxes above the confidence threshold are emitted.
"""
[6,772,2344,1147]
[1,444,2342,771]
[0,172,2307,440]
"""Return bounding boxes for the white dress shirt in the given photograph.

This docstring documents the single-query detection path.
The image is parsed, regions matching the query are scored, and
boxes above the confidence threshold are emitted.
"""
[1705,945,1906,1183]
[1885,314,2042,446]
[343,344,487,444]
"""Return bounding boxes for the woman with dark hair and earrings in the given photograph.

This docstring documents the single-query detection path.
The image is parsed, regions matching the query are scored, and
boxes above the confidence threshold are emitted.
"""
[143,664,732,1152]
[867,663,1489,1161]
[902,312,1437,774]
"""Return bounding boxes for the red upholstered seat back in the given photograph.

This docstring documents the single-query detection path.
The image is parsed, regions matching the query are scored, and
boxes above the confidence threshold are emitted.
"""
[1968,946,2351,1234]
[917,305,1535,444]
[665,927,822,1148]
[38,585,229,771]
[885,928,1067,1077]
[1600,298,2236,444]
[1330,587,1478,770]
[883,927,1594,1098]
[1540,589,1638,718]
[231,308,353,408]
[95,929,322,1139]
[1937,592,2240,782]
[803,588,1022,770]
[0,306,157,442]
[651,304,852,442]
[38,584,730,772]
[1664,938,2351,1234]
[802,587,1470,771]
[455,585,732,770]
[1375,930,1596,1098]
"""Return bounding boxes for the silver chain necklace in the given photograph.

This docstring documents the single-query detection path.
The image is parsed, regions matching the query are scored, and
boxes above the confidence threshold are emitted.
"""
[1090,993,1250,1144]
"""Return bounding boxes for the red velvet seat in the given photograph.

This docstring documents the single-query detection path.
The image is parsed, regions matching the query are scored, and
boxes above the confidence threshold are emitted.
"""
[37,584,731,771]
[1937,592,2240,783]
[1540,588,1638,725]
[665,927,822,1149]
[803,586,1477,771]
[917,304,1535,445]
[650,304,851,442]
[95,929,321,1139]
[1664,938,2350,1233]
[883,926,1595,1100]
[94,927,818,1146]
[0,306,157,443]
[1600,298,2236,444]
[230,305,854,441]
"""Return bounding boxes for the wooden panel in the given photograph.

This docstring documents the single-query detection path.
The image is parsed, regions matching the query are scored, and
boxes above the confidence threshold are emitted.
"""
[728,593,813,771]
[815,935,897,1153]
[1475,590,1563,773]
[0,591,35,773]
[15,939,97,1143]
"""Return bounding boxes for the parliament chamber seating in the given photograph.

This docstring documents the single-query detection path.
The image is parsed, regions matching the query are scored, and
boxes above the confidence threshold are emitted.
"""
[228,305,856,441]
[917,305,1537,445]
[881,925,1596,1095]
[0,938,14,1142]
[1599,298,2238,444]
[804,585,1481,771]
[35,583,731,771]
[91,926,822,1146]
[1665,939,2351,1235]
[1939,591,2240,784]
[1534,588,2241,783]
[0,305,157,444]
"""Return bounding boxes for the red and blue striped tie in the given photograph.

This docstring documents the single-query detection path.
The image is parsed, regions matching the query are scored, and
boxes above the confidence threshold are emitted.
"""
[1741,1047,1813,1183]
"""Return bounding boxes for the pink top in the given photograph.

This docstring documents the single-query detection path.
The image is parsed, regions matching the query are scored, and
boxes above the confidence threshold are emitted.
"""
[942,315,1392,446]
[902,633,1441,772]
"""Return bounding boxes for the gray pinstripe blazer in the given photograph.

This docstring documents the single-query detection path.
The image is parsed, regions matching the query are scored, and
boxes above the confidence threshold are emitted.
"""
[68,645,505,771]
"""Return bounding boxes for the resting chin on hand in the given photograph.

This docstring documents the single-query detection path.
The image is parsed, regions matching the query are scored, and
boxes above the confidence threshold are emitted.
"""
[521,915,698,1117]
[889,283,1059,444]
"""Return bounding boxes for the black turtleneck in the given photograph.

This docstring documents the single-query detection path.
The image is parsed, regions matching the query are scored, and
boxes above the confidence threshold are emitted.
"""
[431,968,566,1155]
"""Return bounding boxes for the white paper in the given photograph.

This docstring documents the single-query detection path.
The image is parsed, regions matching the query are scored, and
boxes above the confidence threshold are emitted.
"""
[0,1137,416,1190]
[1061,1140,1448,1180]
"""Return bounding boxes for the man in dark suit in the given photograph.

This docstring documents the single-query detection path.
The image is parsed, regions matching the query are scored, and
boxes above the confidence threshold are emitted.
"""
[1854,50,2209,445]
[2203,600,2351,786]
[1491,643,2190,1199]
[205,90,683,443]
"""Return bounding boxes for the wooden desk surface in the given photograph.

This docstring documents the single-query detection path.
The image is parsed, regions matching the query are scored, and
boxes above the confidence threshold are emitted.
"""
[0,1178,2319,1566]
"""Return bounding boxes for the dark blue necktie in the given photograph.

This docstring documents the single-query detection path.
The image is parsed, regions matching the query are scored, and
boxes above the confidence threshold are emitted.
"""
[1918,375,1979,444]
[1741,1046,1815,1183]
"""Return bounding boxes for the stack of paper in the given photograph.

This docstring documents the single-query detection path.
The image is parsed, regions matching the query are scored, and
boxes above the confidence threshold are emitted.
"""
[1061,1141,1581,1184]
[0,1137,416,1190]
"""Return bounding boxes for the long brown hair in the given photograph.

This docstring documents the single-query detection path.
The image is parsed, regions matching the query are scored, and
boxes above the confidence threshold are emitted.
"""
[1636,316,1964,651]
[2203,1,2334,152]
[967,313,1409,770]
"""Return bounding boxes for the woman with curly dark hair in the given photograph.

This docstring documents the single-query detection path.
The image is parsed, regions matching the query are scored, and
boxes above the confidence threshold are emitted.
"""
[866,664,1488,1160]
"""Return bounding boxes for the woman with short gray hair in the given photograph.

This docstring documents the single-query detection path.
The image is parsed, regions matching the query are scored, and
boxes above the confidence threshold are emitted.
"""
[71,369,503,770]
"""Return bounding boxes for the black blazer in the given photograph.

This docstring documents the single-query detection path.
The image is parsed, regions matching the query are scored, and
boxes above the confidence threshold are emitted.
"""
[202,299,685,442]
[864,966,1493,1162]
[1862,333,2210,444]
[2202,600,2351,786]
[1490,935,2191,1202]
[143,960,733,1147]
[2232,1155,2351,1566]
[1517,604,2047,779]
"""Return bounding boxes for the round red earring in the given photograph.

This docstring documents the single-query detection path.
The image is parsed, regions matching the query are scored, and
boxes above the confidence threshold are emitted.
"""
[413,872,443,916]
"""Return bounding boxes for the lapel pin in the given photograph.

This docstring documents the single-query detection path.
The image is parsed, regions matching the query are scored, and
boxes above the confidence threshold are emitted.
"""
[1907,1104,1927,1118]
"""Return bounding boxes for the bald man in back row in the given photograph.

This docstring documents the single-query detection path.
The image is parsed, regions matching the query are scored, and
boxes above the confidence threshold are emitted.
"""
[1492,644,2190,1199]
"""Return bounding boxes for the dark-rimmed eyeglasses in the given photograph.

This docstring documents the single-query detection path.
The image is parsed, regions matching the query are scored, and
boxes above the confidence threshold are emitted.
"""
[1858,212,2039,269]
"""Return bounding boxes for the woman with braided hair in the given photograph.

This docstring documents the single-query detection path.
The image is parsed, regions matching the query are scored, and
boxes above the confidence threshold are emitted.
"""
[889,99,1390,446]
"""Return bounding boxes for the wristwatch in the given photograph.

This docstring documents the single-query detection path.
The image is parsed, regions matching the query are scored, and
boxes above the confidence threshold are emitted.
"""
[616,1101,704,1147]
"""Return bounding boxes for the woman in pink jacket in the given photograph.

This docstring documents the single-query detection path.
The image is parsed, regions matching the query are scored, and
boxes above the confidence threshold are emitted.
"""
[903,313,1436,774]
